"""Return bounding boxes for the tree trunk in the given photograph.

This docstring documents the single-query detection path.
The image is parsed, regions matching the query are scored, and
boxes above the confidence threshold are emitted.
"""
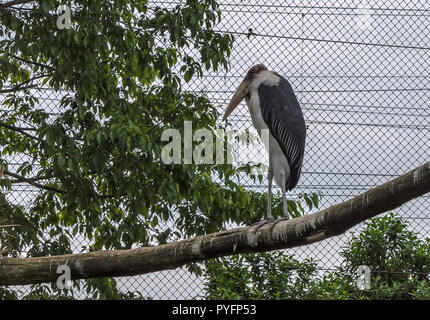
[0,161,429,286]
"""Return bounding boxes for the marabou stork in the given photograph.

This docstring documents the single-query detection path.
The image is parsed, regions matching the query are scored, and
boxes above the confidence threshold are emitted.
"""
[222,64,306,225]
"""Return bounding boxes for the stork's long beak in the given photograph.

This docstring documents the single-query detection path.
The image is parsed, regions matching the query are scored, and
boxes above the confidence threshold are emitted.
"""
[222,80,249,121]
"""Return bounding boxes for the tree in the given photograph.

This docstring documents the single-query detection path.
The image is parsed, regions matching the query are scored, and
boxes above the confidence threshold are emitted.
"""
[0,0,320,299]
[203,213,430,300]
[0,163,428,291]
[1,1,428,300]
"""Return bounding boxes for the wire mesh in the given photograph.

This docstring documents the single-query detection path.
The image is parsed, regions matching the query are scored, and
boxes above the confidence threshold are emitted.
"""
[1,0,429,299]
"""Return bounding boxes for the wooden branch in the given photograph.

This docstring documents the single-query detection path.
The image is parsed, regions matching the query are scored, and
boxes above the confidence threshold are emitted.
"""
[0,161,429,286]
[0,74,49,93]
[3,170,64,194]
[0,0,34,8]
[9,55,55,71]
[0,121,40,141]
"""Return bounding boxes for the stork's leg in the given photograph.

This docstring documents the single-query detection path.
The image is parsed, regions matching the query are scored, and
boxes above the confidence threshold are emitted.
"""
[268,169,290,233]
[267,166,273,220]
[280,169,289,220]
[251,162,274,232]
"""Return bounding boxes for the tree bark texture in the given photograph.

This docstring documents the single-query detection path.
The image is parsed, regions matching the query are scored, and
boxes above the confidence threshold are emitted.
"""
[0,161,429,286]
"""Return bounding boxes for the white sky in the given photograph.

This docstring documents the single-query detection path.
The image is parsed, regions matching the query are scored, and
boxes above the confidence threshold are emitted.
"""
[1,0,429,299]
[159,0,429,299]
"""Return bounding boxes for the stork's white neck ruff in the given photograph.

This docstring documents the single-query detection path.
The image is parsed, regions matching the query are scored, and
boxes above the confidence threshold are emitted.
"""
[249,70,281,90]
[244,69,292,191]
[246,70,281,130]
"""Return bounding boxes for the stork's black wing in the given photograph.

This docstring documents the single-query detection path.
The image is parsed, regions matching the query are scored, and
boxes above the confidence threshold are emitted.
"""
[258,76,306,190]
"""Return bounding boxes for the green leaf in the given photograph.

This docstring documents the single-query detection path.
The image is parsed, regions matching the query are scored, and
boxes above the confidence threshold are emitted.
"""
[311,193,319,208]
[57,153,66,167]
[0,0,239,299]
[184,68,194,82]
[41,0,50,13]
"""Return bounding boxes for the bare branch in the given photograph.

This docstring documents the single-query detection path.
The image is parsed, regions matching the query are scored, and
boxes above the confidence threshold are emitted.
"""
[0,85,37,93]
[0,74,49,93]
[2,168,117,198]
[2,170,64,193]
[0,0,34,8]
[0,121,40,141]
[0,123,36,131]
[0,51,55,71]
[0,161,429,286]
[9,55,55,71]
[9,175,51,183]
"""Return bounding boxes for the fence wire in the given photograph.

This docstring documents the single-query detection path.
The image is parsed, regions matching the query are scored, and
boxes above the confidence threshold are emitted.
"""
[1,0,429,299]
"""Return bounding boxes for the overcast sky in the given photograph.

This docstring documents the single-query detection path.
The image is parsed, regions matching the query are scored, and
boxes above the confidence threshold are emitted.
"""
[162,0,429,299]
[1,0,429,299]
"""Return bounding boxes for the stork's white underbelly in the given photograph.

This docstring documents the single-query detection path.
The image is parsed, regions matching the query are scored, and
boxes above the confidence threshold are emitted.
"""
[246,91,291,189]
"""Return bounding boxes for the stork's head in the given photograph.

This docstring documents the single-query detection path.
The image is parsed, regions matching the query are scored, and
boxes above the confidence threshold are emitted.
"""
[222,64,268,121]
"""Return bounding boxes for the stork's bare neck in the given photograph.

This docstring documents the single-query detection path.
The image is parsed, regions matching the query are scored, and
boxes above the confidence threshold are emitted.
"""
[247,69,281,92]
[222,65,281,121]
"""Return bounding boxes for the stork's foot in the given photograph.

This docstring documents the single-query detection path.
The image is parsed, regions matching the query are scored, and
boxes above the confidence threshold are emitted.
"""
[251,217,274,233]
[268,216,290,233]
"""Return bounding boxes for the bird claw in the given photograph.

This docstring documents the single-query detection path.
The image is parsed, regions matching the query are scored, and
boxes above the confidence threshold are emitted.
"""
[250,216,290,233]
[268,216,290,233]
[251,217,274,233]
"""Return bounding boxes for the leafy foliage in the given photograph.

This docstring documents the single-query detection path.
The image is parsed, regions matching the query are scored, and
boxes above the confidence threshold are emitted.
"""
[205,251,318,300]
[204,213,430,299]
[0,0,319,299]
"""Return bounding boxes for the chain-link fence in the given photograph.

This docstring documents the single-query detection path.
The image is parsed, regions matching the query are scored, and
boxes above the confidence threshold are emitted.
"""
[2,1,429,299]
